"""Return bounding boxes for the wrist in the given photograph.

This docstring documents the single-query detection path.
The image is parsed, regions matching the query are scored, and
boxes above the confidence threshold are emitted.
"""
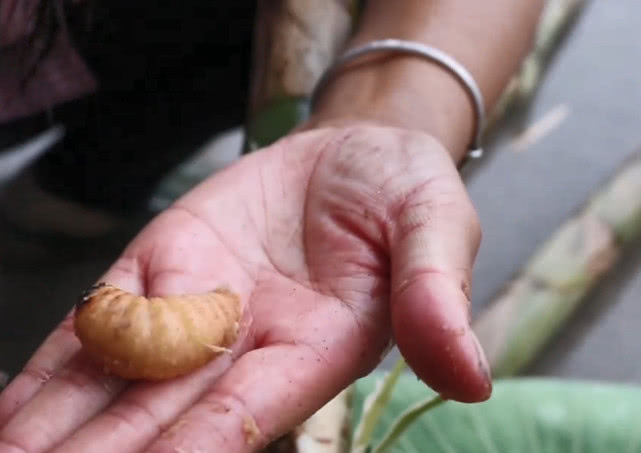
[306,45,476,164]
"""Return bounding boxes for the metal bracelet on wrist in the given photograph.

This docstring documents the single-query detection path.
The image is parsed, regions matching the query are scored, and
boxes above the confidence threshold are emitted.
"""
[309,38,487,164]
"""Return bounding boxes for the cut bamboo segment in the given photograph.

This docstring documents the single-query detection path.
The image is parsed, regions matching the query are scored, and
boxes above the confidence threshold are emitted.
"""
[295,389,352,453]
[474,150,641,377]
[485,0,587,136]
[244,0,356,151]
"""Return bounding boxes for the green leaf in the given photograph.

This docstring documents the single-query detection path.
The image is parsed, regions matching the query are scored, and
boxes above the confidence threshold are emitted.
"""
[352,374,641,453]
[244,97,310,152]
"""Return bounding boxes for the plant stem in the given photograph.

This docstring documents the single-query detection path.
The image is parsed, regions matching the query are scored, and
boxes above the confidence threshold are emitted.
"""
[350,358,407,453]
[370,395,445,453]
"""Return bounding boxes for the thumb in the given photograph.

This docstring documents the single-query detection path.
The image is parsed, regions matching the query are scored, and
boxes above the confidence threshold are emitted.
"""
[388,174,491,403]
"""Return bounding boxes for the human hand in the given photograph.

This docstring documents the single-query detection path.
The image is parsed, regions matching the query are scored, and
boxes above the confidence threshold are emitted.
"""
[0,124,490,453]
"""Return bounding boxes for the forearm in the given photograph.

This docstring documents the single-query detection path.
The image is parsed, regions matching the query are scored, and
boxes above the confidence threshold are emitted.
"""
[308,0,545,163]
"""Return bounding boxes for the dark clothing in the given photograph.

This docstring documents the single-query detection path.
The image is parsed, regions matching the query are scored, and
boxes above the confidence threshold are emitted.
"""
[1,1,256,214]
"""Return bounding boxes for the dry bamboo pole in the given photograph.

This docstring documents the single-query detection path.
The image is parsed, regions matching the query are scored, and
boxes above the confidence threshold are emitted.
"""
[484,0,588,137]
[243,0,358,152]
[474,149,641,377]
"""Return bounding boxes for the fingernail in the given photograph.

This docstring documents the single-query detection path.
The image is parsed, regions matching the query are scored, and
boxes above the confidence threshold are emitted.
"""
[471,333,492,384]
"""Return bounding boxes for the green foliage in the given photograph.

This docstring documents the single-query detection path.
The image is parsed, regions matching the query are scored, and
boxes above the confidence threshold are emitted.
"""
[244,97,310,152]
[351,373,641,453]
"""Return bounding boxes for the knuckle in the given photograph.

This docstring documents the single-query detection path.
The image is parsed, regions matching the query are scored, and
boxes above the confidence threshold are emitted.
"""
[20,366,54,385]
[54,365,100,391]
[53,356,123,396]
[201,390,267,448]
[102,396,163,437]
[154,409,231,453]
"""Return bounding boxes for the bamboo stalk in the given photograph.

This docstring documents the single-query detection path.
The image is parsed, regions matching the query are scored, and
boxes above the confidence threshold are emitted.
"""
[294,389,352,453]
[243,0,357,152]
[473,149,641,377]
[259,390,351,453]
[484,0,588,137]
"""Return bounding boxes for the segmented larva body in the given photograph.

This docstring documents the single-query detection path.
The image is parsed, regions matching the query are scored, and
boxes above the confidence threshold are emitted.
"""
[74,283,241,380]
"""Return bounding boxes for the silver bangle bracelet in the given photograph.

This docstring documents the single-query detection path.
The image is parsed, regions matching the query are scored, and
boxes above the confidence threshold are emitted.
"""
[310,39,486,162]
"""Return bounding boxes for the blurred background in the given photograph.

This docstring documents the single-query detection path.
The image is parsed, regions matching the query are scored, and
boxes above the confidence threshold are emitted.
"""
[0,0,640,389]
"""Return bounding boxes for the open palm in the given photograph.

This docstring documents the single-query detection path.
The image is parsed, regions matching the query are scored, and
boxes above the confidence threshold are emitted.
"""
[0,125,490,453]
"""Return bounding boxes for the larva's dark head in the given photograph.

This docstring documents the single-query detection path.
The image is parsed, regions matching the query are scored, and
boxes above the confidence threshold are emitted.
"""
[76,282,108,310]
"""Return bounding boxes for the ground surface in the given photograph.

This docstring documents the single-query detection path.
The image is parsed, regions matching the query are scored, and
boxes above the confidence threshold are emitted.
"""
[1,0,640,385]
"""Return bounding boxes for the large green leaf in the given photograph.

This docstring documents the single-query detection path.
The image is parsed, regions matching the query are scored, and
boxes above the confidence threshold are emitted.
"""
[352,374,641,453]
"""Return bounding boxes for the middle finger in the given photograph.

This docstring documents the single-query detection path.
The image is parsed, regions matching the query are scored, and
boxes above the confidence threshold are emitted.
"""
[0,352,126,453]
[50,351,238,453]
